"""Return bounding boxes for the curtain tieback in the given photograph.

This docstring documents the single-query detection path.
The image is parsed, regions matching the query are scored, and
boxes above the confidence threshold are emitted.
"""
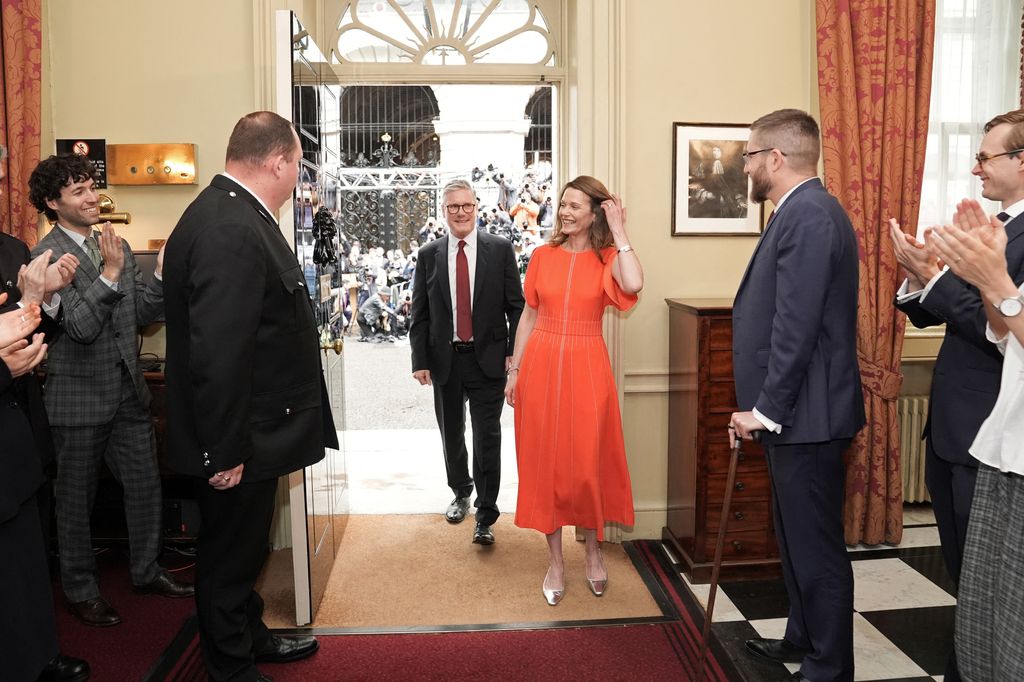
[857,354,903,402]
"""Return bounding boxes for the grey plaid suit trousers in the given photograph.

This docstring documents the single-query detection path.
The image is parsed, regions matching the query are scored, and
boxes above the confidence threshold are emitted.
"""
[32,227,165,602]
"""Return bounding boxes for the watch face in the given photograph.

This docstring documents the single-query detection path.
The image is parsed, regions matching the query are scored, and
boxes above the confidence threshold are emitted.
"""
[1000,297,1024,317]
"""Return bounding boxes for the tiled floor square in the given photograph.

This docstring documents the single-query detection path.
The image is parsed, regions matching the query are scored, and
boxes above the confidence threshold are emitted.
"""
[681,572,746,622]
[903,504,937,527]
[899,548,956,598]
[852,558,956,613]
[719,578,792,621]
[860,606,955,676]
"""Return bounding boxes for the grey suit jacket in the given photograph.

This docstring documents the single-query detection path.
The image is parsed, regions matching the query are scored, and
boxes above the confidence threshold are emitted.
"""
[32,226,163,426]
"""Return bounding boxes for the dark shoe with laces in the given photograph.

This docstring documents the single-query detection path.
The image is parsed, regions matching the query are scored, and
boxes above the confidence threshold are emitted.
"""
[472,522,495,545]
[68,596,120,627]
[254,635,319,663]
[133,571,195,598]
[445,496,470,524]
[744,637,810,663]
[37,654,90,681]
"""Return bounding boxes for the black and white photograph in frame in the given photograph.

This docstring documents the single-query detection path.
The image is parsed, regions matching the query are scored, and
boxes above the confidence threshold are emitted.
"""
[671,122,764,236]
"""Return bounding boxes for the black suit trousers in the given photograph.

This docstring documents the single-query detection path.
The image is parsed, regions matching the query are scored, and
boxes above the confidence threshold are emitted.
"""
[0,495,59,680]
[432,349,504,525]
[767,439,854,682]
[194,477,276,681]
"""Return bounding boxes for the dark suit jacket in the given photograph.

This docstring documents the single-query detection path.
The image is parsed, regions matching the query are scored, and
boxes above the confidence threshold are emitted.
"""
[31,226,163,426]
[895,213,1024,465]
[0,233,60,478]
[162,174,338,481]
[732,178,866,445]
[409,231,524,384]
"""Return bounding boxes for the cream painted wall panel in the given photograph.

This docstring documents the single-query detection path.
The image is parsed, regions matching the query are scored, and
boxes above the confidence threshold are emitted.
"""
[43,0,256,246]
[618,0,815,537]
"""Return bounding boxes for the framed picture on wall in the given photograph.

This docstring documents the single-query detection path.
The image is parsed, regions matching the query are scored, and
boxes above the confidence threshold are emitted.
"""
[671,122,764,236]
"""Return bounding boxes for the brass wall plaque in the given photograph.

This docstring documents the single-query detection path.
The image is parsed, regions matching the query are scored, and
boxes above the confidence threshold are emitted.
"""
[107,143,197,185]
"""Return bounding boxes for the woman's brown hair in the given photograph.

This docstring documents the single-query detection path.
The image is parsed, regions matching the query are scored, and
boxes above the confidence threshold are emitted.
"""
[548,175,613,261]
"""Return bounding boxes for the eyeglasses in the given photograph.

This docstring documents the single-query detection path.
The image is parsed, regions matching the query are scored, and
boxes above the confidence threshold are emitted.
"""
[445,203,476,214]
[741,148,787,161]
[975,148,1024,165]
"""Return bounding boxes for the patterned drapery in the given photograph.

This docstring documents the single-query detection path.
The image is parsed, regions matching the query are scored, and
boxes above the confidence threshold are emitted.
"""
[0,0,42,245]
[816,0,936,545]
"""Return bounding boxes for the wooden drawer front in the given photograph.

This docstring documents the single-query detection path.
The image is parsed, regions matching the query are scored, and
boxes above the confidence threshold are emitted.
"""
[707,381,738,409]
[705,472,771,505]
[707,318,732,348]
[705,502,771,533]
[702,530,773,559]
[709,349,733,378]
[703,441,767,473]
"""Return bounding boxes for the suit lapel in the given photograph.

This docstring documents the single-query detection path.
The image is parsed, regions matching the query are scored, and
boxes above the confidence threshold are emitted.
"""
[436,236,452,312]
[473,232,489,308]
[48,225,101,282]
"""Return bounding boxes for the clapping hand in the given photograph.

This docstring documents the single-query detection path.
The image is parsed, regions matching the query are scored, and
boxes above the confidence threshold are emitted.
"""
[0,332,47,378]
[926,199,1008,292]
[0,294,41,347]
[888,219,941,288]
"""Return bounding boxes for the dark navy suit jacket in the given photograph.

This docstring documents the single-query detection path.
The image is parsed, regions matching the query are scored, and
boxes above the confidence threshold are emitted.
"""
[732,178,865,445]
[895,212,1024,465]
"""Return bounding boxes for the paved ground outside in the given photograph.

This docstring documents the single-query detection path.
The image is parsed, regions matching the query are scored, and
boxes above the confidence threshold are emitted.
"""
[341,335,515,431]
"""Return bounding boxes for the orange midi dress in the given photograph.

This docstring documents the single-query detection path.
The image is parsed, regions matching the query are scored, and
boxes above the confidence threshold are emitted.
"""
[513,244,638,540]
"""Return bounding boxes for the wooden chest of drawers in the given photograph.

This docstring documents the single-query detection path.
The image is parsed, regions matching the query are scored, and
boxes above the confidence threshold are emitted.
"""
[663,298,781,583]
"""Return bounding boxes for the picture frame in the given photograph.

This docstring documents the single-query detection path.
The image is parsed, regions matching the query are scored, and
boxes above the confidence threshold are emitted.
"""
[671,122,764,236]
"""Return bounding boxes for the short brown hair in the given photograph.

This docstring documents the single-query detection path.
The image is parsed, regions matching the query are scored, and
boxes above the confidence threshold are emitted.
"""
[984,109,1024,153]
[750,109,820,172]
[225,111,298,166]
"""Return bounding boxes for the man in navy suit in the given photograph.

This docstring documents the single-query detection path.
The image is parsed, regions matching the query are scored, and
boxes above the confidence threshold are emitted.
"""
[730,109,865,682]
[889,108,1024,682]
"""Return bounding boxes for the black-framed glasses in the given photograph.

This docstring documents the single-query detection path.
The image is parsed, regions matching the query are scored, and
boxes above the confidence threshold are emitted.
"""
[445,203,476,214]
[975,148,1024,165]
[741,148,787,161]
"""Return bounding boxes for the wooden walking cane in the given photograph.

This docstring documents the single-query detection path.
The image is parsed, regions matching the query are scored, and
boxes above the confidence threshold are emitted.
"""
[696,431,757,682]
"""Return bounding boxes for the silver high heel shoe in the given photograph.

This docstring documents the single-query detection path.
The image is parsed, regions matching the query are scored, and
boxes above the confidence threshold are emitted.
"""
[543,567,564,606]
[587,550,608,597]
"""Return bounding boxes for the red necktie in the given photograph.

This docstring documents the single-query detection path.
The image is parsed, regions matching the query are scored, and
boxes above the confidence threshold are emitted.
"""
[456,240,472,341]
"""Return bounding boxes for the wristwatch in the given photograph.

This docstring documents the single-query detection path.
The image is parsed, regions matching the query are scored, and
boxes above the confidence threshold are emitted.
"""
[994,295,1024,317]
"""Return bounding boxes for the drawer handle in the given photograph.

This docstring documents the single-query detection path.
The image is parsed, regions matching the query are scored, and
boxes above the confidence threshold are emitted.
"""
[732,541,743,552]
[734,481,745,491]
[734,511,744,520]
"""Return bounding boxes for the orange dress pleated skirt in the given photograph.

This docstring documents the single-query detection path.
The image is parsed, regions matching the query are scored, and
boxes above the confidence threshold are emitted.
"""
[513,245,637,541]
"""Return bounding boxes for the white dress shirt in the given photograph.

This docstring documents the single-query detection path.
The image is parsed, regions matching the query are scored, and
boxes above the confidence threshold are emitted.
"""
[971,290,1024,474]
[447,228,478,341]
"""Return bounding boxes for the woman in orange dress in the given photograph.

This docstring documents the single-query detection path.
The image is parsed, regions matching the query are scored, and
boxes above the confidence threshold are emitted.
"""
[504,176,644,605]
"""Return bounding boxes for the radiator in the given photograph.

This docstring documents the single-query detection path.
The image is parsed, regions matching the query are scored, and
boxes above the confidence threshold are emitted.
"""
[898,396,931,503]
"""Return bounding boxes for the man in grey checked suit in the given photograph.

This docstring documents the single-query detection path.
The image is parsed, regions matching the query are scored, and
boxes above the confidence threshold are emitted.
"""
[29,154,193,627]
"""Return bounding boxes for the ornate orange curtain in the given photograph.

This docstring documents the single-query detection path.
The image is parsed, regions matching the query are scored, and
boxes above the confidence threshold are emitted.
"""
[816,0,936,546]
[0,0,43,245]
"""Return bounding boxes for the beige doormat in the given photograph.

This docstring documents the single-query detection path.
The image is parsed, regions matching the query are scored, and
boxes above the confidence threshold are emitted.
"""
[256,514,663,630]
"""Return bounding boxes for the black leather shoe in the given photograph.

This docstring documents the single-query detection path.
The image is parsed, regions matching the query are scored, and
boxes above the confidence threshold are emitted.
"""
[472,522,495,545]
[68,597,121,627]
[134,571,195,598]
[254,635,319,663]
[445,496,470,524]
[744,637,810,663]
[37,654,90,681]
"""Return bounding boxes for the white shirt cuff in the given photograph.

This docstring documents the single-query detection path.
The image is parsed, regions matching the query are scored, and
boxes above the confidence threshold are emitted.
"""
[100,274,119,291]
[985,323,1010,354]
[752,407,782,434]
[42,293,61,317]
[895,278,922,303]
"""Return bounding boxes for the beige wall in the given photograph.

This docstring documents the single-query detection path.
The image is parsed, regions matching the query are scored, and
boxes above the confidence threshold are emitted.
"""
[42,0,257,246]
[41,0,819,540]
[619,1,817,537]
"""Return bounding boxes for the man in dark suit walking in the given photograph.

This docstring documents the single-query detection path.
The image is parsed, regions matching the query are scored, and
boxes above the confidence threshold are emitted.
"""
[163,111,338,681]
[729,109,865,682]
[29,154,193,628]
[410,179,524,544]
[889,108,1024,682]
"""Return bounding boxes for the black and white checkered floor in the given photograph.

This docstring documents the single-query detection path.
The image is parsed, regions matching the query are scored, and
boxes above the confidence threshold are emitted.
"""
[666,505,952,681]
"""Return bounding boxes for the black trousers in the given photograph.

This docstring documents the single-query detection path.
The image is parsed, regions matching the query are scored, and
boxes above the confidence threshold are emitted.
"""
[194,477,277,681]
[1,495,59,680]
[767,439,854,682]
[432,349,504,526]
[924,439,977,682]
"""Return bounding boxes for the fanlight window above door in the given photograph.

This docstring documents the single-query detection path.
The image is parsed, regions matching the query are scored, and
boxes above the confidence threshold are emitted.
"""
[328,0,559,66]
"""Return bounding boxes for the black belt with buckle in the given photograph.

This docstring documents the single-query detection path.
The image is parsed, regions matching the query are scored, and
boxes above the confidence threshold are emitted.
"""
[452,341,474,353]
